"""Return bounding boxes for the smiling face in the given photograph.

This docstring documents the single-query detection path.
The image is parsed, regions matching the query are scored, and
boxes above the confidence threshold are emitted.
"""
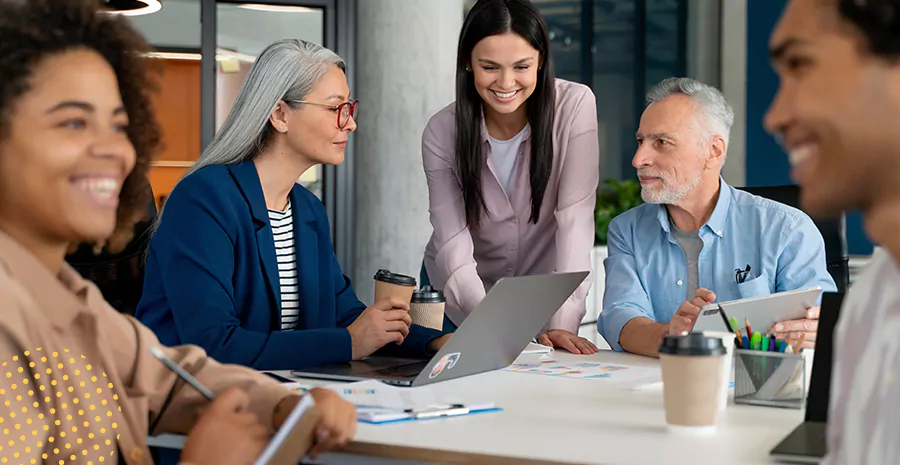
[764,0,900,216]
[0,48,135,248]
[470,32,540,119]
[281,65,356,166]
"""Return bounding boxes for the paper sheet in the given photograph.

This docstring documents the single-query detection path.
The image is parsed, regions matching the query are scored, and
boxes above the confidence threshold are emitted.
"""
[319,380,497,424]
[326,380,443,409]
[504,358,661,385]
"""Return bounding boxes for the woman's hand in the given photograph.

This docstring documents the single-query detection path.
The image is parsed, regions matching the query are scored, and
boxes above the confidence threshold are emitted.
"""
[273,388,357,459]
[537,330,600,354]
[182,387,269,465]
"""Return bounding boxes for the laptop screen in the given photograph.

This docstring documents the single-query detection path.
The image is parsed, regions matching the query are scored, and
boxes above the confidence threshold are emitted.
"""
[805,292,844,423]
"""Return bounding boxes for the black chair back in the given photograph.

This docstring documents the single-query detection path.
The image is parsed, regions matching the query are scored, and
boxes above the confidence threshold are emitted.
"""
[66,181,158,315]
[738,185,849,292]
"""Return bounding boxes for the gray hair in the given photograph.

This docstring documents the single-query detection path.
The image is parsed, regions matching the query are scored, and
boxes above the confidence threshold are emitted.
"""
[186,39,346,177]
[152,39,344,234]
[645,77,734,147]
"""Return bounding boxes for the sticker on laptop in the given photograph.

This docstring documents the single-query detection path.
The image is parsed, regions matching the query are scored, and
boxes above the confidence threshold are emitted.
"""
[429,352,460,379]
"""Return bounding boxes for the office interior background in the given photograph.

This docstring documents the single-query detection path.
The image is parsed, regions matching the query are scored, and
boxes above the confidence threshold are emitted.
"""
[124,0,872,342]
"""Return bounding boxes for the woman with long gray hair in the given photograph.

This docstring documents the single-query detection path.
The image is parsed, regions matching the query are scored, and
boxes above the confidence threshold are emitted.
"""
[136,39,450,371]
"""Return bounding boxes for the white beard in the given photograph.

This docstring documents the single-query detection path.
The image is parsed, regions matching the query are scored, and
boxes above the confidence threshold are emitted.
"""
[640,172,702,204]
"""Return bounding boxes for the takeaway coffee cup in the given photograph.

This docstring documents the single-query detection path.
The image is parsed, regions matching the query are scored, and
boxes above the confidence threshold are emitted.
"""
[410,286,446,330]
[703,331,736,414]
[659,333,727,434]
[373,269,416,306]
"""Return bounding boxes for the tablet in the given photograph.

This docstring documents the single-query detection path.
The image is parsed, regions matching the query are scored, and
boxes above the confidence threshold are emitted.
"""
[691,287,823,334]
[253,394,318,465]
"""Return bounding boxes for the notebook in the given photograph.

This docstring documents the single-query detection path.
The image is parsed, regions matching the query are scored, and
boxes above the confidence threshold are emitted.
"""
[253,394,316,465]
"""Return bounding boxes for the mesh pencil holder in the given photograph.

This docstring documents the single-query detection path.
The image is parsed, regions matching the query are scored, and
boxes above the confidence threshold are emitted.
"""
[733,349,809,409]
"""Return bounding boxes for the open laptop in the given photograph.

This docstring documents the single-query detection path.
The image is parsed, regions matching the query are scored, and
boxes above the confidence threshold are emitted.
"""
[290,271,589,387]
[770,292,844,463]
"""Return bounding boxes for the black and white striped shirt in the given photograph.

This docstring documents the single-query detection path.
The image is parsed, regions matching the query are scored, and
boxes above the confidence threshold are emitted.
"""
[268,201,299,330]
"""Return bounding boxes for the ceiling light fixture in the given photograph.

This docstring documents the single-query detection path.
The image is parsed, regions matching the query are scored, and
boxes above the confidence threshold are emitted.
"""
[103,0,162,16]
[145,49,256,63]
[236,3,317,13]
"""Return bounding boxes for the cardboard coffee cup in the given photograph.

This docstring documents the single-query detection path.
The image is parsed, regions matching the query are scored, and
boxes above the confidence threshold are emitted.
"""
[410,286,446,330]
[373,269,416,305]
[702,331,736,414]
[658,333,727,435]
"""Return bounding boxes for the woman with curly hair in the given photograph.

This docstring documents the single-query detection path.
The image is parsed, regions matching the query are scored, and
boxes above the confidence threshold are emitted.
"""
[0,0,355,464]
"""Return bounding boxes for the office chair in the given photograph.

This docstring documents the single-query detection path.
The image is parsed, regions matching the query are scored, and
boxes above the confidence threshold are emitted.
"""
[66,181,158,315]
[738,185,850,293]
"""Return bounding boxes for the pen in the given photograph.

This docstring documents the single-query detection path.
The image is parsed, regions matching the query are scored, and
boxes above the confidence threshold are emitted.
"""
[718,306,743,348]
[408,406,470,420]
[750,332,762,351]
[769,338,776,352]
[742,336,750,349]
[403,404,465,413]
[792,333,807,352]
[762,336,770,352]
[149,346,216,401]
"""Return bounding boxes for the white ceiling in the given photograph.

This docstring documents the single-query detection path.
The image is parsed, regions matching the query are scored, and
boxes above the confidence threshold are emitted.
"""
[127,0,324,56]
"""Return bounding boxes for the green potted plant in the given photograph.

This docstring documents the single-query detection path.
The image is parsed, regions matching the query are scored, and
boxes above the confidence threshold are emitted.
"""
[594,179,643,245]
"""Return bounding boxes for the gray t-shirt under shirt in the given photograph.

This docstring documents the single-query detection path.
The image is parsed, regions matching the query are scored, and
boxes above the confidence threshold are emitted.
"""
[670,222,703,301]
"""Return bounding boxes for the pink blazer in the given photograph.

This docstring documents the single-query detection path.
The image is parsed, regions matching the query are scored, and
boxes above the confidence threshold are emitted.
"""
[423,79,600,334]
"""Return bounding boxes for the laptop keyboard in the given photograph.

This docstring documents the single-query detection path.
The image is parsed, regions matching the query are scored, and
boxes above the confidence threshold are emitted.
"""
[373,360,431,378]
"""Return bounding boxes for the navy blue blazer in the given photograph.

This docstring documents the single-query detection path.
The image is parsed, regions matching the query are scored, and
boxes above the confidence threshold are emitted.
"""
[135,160,443,370]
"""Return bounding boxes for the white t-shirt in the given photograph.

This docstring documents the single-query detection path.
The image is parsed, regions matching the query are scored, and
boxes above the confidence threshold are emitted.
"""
[824,248,900,465]
[488,125,528,195]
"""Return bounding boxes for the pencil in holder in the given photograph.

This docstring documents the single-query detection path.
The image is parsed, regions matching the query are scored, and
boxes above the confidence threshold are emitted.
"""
[733,349,808,409]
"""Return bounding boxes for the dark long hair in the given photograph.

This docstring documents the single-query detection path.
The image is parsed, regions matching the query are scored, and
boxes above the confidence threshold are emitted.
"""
[0,0,160,254]
[455,0,556,228]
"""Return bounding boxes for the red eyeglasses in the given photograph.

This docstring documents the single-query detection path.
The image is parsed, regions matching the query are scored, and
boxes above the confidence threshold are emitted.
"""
[286,99,359,129]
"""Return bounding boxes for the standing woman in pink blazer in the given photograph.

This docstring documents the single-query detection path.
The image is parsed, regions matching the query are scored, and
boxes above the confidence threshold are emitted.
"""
[423,0,600,354]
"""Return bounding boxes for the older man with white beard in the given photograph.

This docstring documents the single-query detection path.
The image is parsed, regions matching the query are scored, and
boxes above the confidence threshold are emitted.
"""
[597,78,835,357]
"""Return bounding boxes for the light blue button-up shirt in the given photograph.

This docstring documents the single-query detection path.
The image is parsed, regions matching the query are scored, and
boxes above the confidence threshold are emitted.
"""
[597,180,837,351]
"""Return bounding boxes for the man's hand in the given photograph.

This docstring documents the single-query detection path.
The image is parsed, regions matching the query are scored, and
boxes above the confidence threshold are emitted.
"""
[537,330,599,354]
[347,297,412,359]
[426,333,453,353]
[668,288,716,335]
[272,389,357,459]
[771,306,819,349]
[182,387,269,465]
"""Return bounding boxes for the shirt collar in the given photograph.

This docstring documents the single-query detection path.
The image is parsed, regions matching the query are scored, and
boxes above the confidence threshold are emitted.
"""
[705,177,732,237]
[0,230,96,329]
[656,176,732,238]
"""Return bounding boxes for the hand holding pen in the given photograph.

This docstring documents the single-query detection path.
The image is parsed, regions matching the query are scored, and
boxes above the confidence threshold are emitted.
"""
[149,347,270,465]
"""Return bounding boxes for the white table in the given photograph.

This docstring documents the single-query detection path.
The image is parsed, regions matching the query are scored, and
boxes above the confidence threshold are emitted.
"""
[274,350,804,465]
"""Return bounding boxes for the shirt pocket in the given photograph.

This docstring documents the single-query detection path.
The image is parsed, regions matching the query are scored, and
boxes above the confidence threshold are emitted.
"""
[736,270,772,299]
